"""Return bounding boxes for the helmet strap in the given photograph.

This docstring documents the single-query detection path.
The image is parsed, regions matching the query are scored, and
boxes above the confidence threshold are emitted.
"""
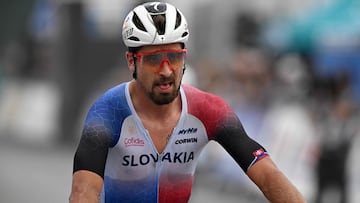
[132,55,137,79]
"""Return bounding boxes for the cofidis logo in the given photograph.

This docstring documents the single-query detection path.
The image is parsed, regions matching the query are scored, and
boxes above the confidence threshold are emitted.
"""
[124,137,145,147]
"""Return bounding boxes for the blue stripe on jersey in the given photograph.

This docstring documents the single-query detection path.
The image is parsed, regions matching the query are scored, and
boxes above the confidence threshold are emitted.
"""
[84,83,131,147]
[104,176,158,203]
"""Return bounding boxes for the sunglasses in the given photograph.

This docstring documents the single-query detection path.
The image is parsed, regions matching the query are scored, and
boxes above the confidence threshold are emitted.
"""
[134,49,187,73]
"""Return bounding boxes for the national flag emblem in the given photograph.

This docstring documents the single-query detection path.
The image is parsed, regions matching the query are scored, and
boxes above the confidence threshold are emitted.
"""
[253,148,265,157]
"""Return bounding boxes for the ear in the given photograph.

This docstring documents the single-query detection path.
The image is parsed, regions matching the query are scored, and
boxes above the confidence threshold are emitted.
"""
[126,51,135,72]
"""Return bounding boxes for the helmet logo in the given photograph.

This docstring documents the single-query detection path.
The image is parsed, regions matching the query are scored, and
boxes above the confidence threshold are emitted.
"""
[144,2,167,13]
[123,28,134,39]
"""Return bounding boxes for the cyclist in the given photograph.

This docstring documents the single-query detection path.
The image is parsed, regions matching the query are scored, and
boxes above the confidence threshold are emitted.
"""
[69,2,305,203]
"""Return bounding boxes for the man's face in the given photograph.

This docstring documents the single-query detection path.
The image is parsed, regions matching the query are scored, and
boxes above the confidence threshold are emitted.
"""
[134,43,186,105]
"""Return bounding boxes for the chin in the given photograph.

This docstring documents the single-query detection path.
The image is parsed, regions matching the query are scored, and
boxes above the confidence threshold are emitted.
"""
[151,91,179,105]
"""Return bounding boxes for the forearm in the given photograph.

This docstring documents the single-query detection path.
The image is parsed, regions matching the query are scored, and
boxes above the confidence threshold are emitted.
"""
[69,170,103,203]
[69,186,100,203]
[258,170,306,203]
[247,157,306,203]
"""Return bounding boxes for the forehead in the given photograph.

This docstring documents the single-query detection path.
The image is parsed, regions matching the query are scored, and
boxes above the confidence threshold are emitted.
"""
[139,43,182,52]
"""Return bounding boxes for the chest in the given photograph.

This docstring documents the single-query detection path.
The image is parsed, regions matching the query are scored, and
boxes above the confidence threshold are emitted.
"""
[106,115,209,180]
[117,114,209,155]
[142,120,177,154]
[115,114,210,159]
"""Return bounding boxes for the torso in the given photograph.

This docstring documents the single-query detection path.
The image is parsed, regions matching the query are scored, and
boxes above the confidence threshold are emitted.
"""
[76,82,268,203]
[98,82,211,203]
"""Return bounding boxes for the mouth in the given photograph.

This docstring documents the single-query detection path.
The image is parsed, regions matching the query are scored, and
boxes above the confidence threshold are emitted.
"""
[156,81,173,92]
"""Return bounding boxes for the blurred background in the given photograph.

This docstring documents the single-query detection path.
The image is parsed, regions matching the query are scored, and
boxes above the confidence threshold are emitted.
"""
[0,0,359,202]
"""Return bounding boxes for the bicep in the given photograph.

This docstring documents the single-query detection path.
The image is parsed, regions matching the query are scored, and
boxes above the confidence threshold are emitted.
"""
[213,115,268,172]
[73,95,124,178]
[73,124,113,178]
[71,119,113,202]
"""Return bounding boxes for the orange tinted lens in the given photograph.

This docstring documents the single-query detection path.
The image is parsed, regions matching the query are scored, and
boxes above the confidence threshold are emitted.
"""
[142,53,163,66]
[166,52,185,67]
[135,49,186,72]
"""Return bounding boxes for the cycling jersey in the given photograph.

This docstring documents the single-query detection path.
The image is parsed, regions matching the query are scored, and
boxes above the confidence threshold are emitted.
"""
[73,82,268,203]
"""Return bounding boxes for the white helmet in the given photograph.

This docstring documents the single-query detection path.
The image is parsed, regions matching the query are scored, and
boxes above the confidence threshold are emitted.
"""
[122,2,189,48]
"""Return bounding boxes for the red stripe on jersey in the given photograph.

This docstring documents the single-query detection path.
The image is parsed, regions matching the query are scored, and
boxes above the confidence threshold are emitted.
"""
[182,85,233,140]
[158,173,194,203]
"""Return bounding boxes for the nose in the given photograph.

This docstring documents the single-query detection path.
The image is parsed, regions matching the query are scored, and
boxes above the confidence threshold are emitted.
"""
[158,59,173,76]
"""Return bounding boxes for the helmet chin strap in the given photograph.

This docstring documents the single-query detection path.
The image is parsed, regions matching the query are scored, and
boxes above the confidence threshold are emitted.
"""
[132,55,137,79]
[132,69,137,79]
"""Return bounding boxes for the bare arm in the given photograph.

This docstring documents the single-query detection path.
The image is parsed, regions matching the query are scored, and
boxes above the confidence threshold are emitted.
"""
[69,170,103,203]
[246,156,306,203]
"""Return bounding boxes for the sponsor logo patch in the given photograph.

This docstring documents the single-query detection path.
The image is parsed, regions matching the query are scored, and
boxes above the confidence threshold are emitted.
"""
[178,128,198,135]
[175,137,198,144]
[124,137,145,147]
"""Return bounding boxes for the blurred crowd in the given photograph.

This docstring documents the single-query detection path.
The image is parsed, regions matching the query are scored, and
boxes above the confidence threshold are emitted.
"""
[0,0,359,203]
[193,46,360,203]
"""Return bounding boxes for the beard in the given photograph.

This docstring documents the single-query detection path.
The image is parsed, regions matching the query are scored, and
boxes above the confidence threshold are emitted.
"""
[138,75,181,105]
[149,87,179,105]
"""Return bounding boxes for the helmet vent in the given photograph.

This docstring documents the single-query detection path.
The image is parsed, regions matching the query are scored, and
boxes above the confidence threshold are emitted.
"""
[151,14,166,35]
[132,13,147,32]
[181,32,188,37]
[129,36,140,41]
[175,10,181,29]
